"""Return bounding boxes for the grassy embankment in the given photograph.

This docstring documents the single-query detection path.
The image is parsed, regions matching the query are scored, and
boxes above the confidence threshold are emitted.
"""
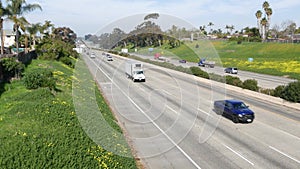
[133,41,300,80]
[0,59,138,168]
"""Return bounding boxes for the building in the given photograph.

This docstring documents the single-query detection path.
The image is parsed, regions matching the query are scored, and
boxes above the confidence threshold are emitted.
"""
[0,29,16,48]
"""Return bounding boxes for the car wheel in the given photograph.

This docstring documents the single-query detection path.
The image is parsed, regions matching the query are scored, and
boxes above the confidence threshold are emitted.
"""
[232,116,239,123]
[216,109,222,115]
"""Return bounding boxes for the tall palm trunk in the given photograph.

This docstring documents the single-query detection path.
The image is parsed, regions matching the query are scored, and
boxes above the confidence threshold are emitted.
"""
[14,24,19,55]
[0,18,4,55]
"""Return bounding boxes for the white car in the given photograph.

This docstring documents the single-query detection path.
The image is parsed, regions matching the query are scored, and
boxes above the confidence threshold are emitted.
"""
[107,55,113,61]
[225,67,238,74]
[90,53,96,58]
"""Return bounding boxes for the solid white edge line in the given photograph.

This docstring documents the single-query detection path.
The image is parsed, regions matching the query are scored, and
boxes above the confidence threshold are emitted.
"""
[223,144,254,166]
[269,146,300,164]
[89,58,202,169]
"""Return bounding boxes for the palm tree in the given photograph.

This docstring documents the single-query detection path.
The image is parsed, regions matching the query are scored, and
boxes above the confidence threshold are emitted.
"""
[0,2,11,55]
[26,23,41,49]
[262,1,270,11]
[0,2,4,56]
[6,0,42,55]
[255,10,263,37]
[207,22,214,34]
[40,20,54,38]
[261,17,268,41]
[265,7,273,32]
[225,25,230,34]
[228,25,235,35]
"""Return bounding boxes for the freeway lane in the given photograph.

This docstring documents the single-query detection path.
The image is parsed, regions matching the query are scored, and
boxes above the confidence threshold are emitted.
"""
[82,51,300,169]
[131,53,296,89]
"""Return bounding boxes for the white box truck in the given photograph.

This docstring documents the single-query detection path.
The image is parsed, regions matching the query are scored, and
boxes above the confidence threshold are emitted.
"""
[125,61,146,82]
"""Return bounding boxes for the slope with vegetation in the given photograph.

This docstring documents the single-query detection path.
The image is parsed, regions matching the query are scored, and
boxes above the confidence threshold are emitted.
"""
[0,22,138,168]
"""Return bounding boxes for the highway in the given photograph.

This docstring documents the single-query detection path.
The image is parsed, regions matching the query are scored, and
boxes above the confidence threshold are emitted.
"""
[131,53,296,89]
[82,51,300,169]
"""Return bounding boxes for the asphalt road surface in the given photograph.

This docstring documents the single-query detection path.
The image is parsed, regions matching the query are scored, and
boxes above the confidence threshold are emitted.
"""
[81,51,300,169]
[131,53,296,89]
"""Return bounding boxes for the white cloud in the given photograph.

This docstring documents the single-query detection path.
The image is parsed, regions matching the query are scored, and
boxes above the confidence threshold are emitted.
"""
[7,0,300,36]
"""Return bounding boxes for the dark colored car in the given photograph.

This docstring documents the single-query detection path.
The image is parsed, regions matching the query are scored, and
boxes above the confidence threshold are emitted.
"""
[214,100,255,123]
[225,67,238,74]
[179,60,187,63]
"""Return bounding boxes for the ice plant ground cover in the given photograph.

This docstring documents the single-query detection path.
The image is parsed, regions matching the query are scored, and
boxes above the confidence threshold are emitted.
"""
[0,59,138,168]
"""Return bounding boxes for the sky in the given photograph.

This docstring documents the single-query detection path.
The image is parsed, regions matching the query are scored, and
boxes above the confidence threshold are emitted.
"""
[4,0,300,37]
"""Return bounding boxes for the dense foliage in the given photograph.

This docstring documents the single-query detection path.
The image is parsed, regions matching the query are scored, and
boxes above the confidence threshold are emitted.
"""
[35,38,78,68]
[23,68,56,90]
[280,81,300,103]
[0,57,25,80]
[242,79,259,91]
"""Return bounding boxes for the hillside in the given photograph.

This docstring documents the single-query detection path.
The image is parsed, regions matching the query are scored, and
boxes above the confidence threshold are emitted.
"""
[135,41,300,80]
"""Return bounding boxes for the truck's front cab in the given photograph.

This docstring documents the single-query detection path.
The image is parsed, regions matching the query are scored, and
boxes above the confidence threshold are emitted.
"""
[133,70,145,82]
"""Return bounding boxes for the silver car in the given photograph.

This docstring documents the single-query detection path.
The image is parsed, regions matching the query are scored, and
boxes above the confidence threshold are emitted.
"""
[225,67,238,74]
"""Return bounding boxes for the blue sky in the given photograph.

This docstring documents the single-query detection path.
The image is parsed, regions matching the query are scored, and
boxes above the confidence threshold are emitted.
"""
[5,0,300,36]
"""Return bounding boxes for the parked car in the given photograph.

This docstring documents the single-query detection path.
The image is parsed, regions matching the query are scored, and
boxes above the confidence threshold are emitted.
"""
[214,100,255,123]
[225,67,238,74]
[179,60,187,63]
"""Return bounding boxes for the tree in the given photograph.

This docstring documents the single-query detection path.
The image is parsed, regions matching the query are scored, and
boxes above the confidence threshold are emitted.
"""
[255,10,262,38]
[0,2,11,55]
[261,17,268,40]
[26,22,41,49]
[40,20,54,38]
[255,1,273,41]
[6,0,42,55]
[207,22,214,34]
[144,13,159,20]
[52,27,77,44]
[199,25,206,35]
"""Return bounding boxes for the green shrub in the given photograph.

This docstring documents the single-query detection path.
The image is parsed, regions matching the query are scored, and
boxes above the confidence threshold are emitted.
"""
[281,81,300,103]
[242,79,258,91]
[59,57,74,68]
[209,73,225,83]
[119,52,130,57]
[260,88,275,95]
[273,85,285,97]
[190,66,209,79]
[0,57,25,79]
[23,68,56,90]
[225,75,243,87]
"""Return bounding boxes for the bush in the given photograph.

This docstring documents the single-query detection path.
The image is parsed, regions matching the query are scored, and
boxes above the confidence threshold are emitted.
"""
[0,57,25,80]
[242,79,258,91]
[225,75,243,87]
[190,66,209,79]
[273,85,285,97]
[23,68,56,90]
[59,57,74,68]
[209,73,225,83]
[260,88,275,95]
[281,81,300,103]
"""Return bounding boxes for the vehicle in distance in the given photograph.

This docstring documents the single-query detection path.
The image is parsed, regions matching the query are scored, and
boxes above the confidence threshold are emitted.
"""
[214,100,255,123]
[179,59,187,63]
[125,61,145,82]
[198,58,215,68]
[107,55,113,61]
[90,52,96,58]
[224,67,238,74]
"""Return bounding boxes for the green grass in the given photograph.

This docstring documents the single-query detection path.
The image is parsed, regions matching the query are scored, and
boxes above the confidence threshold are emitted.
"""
[0,59,138,168]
